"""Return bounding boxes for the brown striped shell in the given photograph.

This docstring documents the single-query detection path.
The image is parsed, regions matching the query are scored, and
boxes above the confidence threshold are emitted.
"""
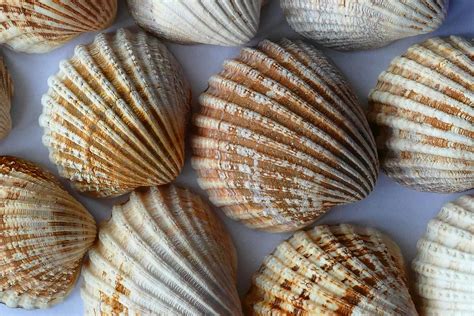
[0,54,12,140]
[192,38,379,233]
[368,36,473,193]
[0,156,96,309]
[244,224,417,315]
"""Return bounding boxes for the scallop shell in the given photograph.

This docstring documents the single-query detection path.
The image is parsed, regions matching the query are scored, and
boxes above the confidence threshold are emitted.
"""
[412,194,474,315]
[192,38,378,232]
[244,224,417,315]
[0,54,12,140]
[126,0,262,46]
[280,0,448,50]
[0,156,96,309]
[0,0,117,53]
[81,185,242,315]
[368,36,473,193]
[39,28,191,198]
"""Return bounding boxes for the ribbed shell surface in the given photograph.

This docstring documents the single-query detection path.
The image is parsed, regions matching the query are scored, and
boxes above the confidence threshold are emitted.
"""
[0,156,96,309]
[244,224,417,315]
[412,194,474,315]
[368,36,473,193]
[40,28,191,198]
[0,0,117,53]
[192,39,378,233]
[81,185,242,315]
[280,0,448,50]
[0,55,12,140]
[127,0,262,46]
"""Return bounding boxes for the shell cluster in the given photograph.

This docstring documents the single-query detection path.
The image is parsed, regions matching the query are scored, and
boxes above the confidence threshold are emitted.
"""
[0,54,12,140]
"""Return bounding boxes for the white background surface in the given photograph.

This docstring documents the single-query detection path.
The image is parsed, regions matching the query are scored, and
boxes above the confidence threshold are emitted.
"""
[0,1,473,315]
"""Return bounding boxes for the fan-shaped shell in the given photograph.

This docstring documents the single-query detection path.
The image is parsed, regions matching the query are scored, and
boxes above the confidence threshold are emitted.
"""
[0,0,117,53]
[244,224,417,315]
[412,194,474,315]
[192,38,378,232]
[0,54,12,140]
[368,36,473,193]
[280,0,448,50]
[81,185,242,315]
[0,156,96,309]
[126,0,262,46]
[39,28,191,198]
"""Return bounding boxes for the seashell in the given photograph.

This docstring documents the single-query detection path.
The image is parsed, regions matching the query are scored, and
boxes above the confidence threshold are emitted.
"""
[244,224,417,315]
[81,184,242,315]
[0,0,117,53]
[0,156,96,309]
[39,28,192,198]
[368,36,474,193]
[192,38,379,232]
[280,0,448,50]
[0,54,12,140]
[412,194,474,315]
[126,0,263,46]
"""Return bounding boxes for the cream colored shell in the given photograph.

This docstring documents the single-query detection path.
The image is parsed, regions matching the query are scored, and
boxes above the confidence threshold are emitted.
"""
[412,194,474,315]
[192,38,378,233]
[40,28,191,198]
[0,54,12,140]
[81,185,242,315]
[280,0,448,50]
[0,156,96,309]
[244,224,417,315]
[127,0,262,46]
[368,36,473,193]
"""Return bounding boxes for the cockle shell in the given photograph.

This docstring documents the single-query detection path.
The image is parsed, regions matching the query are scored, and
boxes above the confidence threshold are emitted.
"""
[192,38,378,233]
[39,28,191,198]
[0,54,12,140]
[412,194,474,315]
[0,156,96,309]
[244,224,417,315]
[81,185,242,315]
[368,36,473,193]
[0,0,117,53]
[126,0,263,46]
[280,0,448,50]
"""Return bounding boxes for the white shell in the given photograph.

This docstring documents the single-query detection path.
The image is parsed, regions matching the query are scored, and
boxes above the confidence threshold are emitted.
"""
[39,28,191,197]
[81,185,242,315]
[126,0,263,46]
[368,36,473,193]
[412,194,474,315]
[0,54,12,140]
[280,0,448,50]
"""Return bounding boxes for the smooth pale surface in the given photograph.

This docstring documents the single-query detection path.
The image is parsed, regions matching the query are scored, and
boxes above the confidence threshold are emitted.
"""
[0,1,472,314]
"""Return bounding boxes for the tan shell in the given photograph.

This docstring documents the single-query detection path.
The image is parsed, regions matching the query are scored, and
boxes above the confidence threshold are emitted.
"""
[0,54,12,140]
[0,156,96,309]
[81,185,242,315]
[412,194,474,315]
[192,38,378,233]
[39,28,191,198]
[280,0,448,50]
[368,36,473,193]
[0,0,117,53]
[244,224,417,315]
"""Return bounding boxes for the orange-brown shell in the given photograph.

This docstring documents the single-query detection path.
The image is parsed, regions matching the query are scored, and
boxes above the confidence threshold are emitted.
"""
[0,54,12,140]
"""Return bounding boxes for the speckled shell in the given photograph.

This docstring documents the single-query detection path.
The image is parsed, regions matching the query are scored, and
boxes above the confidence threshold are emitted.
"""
[0,54,12,140]
[0,156,96,309]
[244,224,417,315]
[280,0,448,51]
[81,185,242,315]
[126,0,262,46]
[368,36,473,193]
[192,39,378,233]
[39,28,191,198]
[0,0,117,54]
[412,194,474,315]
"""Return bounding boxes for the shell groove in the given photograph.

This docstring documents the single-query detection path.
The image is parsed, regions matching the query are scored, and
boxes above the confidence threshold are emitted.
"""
[39,28,191,198]
[368,36,474,193]
[244,224,417,315]
[81,185,242,315]
[0,0,117,53]
[127,0,262,46]
[412,194,474,315]
[192,38,378,232]
[280,0,448,50]
[0,54,12,140]
[0,156,96,309]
